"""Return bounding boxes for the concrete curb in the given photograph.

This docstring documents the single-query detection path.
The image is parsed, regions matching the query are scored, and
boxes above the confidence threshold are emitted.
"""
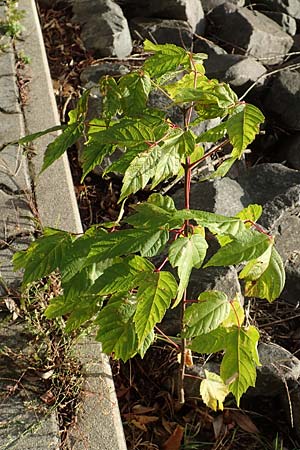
[0,0,127,448]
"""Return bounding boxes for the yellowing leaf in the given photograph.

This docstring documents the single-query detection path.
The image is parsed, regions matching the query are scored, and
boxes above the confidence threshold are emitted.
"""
[200,370,229,411]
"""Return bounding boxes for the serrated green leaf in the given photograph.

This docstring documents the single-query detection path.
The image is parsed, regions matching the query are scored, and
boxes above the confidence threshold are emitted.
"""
[174,82,237,109]
[90,255,154,295]
[244,247,285,302]
[147,193,177,213]
[119,72,151,115]
[222,297,245,328]
[99,75,121,123]
[98,118,155,148]
[13,228,73,286]
[104,147,142,175]
[174,209,246,237]
[227,104,264,157]
[184,291,230,338]
[65,295,102,333]
[236,204,263,223]
[196,122,228,143]
[85,226,170,264]
[239,244,273,281]
[164,72,209,99]
[68,89,90,124]
[220,325,260,405]
[138,329,155,358]
[200,370,229,411]
[44,295,74,319]
[81,141,115,181]
[134,271,177,345]
[42,123,83,172]
[96,292,138,362]
[169,234,208,306]
[143,39,189,78]
[205,229,272,268]
[18,125,66,145]
[190,327,228,353]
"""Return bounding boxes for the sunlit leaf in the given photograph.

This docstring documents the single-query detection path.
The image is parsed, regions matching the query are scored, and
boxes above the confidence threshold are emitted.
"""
[184,291,230,338]
[220,325,260,405]
[201,370,229,411]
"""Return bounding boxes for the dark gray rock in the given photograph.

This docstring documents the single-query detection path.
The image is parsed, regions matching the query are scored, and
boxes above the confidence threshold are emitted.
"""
[201,0,244,13]
[173,177,250,214]
[72,0,132,58]
[264,69,300,131]
[130,18,193,48]
[193,37,227,56]
[286,134,300,170]
[262,11,297,36]
[236,163,300,205]
[252,342,300,397]
[260,0,300,20]
[208,3,294,64]
[204,53,266,89]
[121,0,205,34]
[80,62,130,86]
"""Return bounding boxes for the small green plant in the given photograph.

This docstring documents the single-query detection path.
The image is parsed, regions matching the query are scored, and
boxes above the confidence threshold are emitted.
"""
[0,0,25,39]
[14,41,285,409]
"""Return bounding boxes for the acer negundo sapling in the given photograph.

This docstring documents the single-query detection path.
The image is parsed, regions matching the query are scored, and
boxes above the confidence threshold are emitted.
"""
[14,40,285,409]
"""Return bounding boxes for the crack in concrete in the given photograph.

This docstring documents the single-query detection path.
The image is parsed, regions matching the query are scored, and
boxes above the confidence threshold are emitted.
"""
[0,106,20,114]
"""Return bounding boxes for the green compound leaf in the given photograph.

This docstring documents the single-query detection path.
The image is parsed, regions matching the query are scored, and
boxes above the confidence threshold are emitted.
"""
[200,370,229,411]
[196,122,228,143]
[99,75,122,123]
[183,291,231,338]
[97,117,157,148]
[42,122,84,172]
[243,247,285,302]
[13,228,73,286]
[81,141,115,181]
[134,271,178,346]
[138,329,155,358]
[236,204,263,223]
[146,193,177,213]
[204,229,272,267]
[18,124,66,145]
[120,147,160,200]
[169,234,208,306]
[227,103,265,157]
[96,292,138,362]
[190,327,228,353]
[90,255,154,295]
[220,325,260,406]
[176,210,246,237]
[143,39,189,78]
[239,244,273,281]
[64,295,103,333]
[222,297,245,328]
[45,295,74,319]
[119,72,152,115]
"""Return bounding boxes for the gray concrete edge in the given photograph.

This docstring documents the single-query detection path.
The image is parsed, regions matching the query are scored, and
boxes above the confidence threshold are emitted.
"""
[17,1,127,448]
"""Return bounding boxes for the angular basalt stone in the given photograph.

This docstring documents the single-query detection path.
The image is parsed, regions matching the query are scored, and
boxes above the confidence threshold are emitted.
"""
[262,11,297,36]
[204,53,267,89]
[260,0,300,20]
[172,177,250,214]
[201,0,244,12]
[236,163,300,205]
[72,0,132,58]
[121,0,205,34]
[264,69,300,130]
[130,18,194,47]
[193,37,227,56]
[80,62,130,86]
[208,2,294,64]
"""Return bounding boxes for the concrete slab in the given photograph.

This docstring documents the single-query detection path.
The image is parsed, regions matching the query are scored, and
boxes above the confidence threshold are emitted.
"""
[15,0,82,234]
